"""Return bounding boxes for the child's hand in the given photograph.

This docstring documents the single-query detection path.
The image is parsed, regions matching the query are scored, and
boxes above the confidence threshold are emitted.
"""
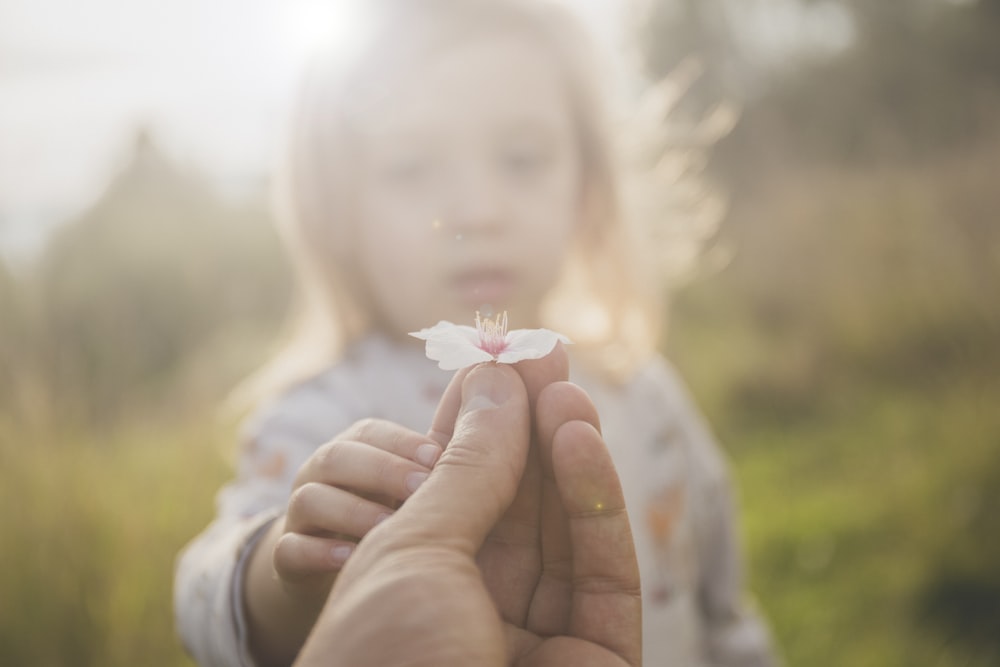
[244,419,443,665]
[274,419,443,593]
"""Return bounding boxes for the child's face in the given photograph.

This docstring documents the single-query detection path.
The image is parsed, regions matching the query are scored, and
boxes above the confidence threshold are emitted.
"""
[351,31,582,338]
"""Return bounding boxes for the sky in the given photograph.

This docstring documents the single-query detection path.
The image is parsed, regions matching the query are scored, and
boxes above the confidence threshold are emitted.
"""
[0,0,325,260]
[0,0,850,263]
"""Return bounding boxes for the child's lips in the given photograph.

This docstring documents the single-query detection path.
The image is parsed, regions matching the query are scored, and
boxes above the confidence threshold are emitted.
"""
[450,269,516,307]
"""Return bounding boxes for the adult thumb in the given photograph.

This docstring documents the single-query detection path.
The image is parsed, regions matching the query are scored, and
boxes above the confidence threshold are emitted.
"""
[392,363,531,551]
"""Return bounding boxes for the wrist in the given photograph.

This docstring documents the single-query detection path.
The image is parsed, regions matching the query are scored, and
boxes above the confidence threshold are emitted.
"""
[243,518,326,667]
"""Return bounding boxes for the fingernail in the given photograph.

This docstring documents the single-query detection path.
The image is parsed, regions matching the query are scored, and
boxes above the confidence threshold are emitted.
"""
[463,366,513,412]
[406,471,429,494]
[331,545,354,564]
[415,443,441,467]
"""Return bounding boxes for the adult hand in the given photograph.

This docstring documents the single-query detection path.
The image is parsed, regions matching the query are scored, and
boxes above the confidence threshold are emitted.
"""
[294,346,642,666]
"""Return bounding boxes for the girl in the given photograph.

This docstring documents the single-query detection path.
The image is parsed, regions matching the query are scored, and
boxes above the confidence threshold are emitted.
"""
[175,1,777,665]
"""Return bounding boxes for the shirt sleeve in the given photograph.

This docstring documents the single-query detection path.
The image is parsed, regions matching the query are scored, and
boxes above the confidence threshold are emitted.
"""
[174,377,354,667]
[174,508,280,667]
[648,359,779,667]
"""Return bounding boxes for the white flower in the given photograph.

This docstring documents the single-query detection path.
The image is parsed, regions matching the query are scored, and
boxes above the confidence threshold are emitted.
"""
[409,311,571,371]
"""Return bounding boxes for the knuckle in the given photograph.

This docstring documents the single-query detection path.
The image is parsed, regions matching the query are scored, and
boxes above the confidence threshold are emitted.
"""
[351,417,382,441]
[313,440,346,472]
[287,482,319,517]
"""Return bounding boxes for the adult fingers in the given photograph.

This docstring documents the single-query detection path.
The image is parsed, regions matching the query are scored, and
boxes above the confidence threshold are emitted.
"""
[390,363,532,552]
[468,345,570,623]
[426,343,567,452]
[426,366,474,449]
[484,344,571,541]
[513,341,570,415]
[553,419,642,667]
[535,380,602,476]
[527,381,602,635]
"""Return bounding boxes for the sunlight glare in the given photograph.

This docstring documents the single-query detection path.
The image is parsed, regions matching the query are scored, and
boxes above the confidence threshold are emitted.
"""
[279,0,371,65]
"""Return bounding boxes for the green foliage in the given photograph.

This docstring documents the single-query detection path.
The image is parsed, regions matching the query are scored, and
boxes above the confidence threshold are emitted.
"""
[733,382,1000,667]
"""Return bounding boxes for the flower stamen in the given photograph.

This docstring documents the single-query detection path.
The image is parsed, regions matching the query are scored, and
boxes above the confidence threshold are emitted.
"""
[475,310,509,356]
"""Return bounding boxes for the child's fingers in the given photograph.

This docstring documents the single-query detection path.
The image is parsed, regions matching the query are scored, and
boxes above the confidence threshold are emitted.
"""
[285,481,394,538]
[295,439,434,502]
[335,418,443,468]
[273,532,357,582]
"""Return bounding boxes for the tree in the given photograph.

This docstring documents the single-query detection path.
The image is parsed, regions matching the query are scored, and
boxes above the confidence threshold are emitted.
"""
[32,130,290,425]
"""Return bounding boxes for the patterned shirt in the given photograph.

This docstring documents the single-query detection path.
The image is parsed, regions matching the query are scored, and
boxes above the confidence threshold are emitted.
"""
[175,334,777,666]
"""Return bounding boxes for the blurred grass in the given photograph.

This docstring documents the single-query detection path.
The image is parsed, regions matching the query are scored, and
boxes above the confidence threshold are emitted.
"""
[0,419,230,667]
[675,336,1000,666]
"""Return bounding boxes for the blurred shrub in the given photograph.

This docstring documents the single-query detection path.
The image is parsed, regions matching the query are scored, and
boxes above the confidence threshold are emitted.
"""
[663,125,1000,427]
[14,134,292,427]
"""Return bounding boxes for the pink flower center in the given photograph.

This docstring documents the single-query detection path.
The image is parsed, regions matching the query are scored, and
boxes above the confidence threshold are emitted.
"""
[475,311,509,356]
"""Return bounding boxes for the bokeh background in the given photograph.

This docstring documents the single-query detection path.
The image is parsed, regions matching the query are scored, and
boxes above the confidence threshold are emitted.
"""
[2,1,999,665]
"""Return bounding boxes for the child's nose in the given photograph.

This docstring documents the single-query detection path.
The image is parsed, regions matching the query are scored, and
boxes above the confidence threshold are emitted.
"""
[443,165,503,235]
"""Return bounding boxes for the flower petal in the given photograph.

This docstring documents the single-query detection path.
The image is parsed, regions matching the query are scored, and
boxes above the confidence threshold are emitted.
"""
[409,321,460,340]
[427,342,495,370]
[409,321,492,370]
[410,317,570,370]
[495,328,571,364]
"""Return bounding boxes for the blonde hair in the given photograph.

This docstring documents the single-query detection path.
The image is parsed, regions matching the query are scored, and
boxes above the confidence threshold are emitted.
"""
[235,0,668,410]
